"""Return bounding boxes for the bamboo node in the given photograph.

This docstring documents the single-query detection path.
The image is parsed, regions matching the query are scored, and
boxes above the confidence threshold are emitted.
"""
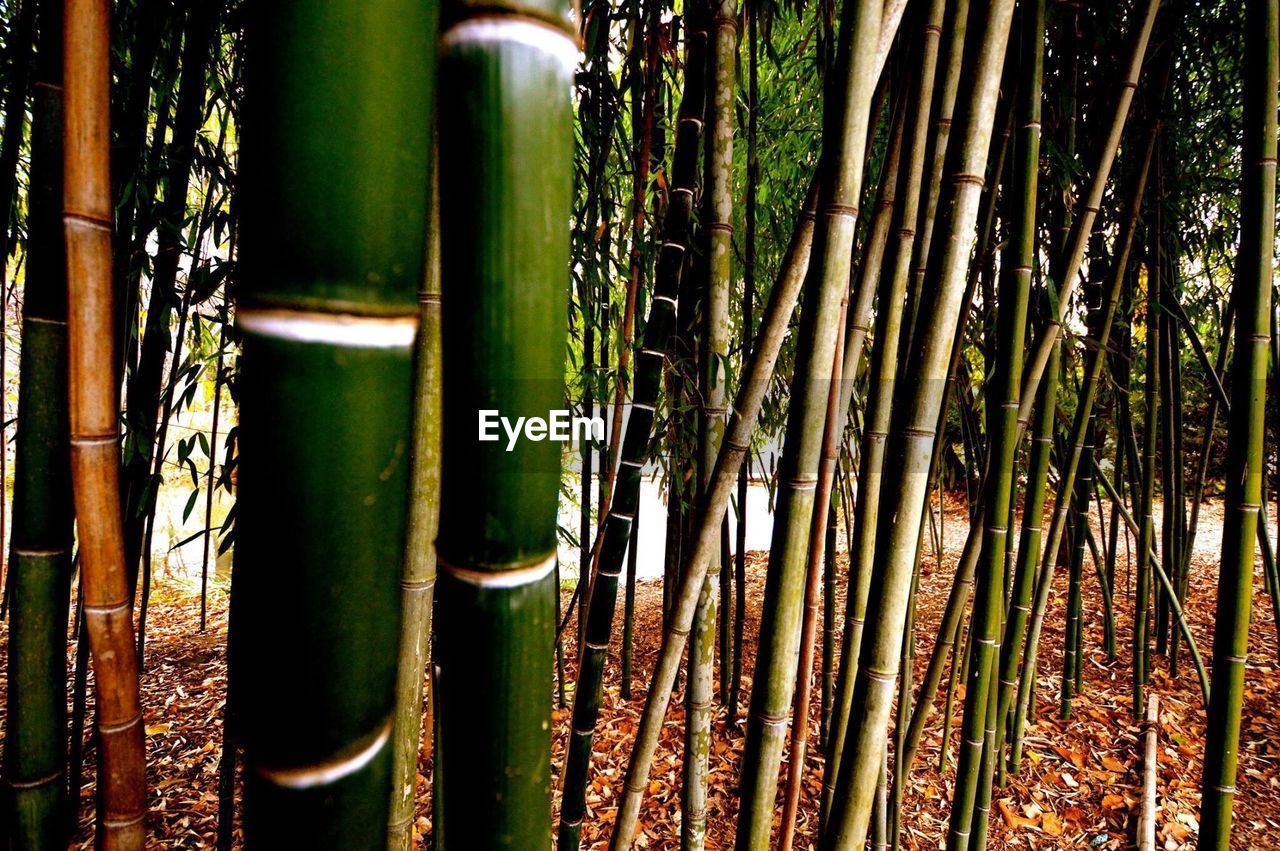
[439,552,557,588]
[238,308,417,349]
[255,719,392,789]
[441,16,580,72]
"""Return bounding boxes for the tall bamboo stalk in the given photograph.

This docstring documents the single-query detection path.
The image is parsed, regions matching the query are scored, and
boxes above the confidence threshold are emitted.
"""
[734,3,884,845]
[821,1,1017,846]
[823,2,947,814]
[388,156,443,851]
[1014,123,1158,761]
[731,0,760,725]
[63,0,147,843]
[235,0,434,842]
[944,1,1043,840]
[433,1,576,846]
[1134,241,1160,718]
[557,9,708,846]
[1199,0,1277,842]
[683,0,735,844]
[609,182,820,851]
[4,1,73,842]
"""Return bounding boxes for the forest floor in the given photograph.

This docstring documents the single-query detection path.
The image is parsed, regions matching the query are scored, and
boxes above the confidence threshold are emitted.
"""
[0,495,1275,849]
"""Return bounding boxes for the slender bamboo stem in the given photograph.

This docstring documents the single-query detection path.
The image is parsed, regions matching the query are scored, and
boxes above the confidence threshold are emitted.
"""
[388,156,443,851]
[64,0,147,843]
[1199,0,1277,842]
[609,182,820,851]
[557,8,710,845]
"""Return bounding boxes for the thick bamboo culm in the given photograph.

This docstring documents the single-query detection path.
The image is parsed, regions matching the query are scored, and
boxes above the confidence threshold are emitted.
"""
[63,0,147,846]
[822,1,945,816]
[5,0,73,843]
[235,0,435,844]
[434,0,577,846]
[1199,0,1278,843]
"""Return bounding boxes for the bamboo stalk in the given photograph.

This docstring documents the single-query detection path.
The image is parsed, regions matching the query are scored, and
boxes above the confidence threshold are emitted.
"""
[557,7,709,845]
[63,0,148,843]
[4,0,73,842]
[1015,0,1161,425]
[683,0,735,842]
[433,0,576,846]
[388,155,443,851]
[735,3,885,845]
[235,0,435,842]
[1199,0,1277,842]
[1139,694,1159,851]
[822,0,945,818]
[608,181,820,851]
[822,2,1017,847]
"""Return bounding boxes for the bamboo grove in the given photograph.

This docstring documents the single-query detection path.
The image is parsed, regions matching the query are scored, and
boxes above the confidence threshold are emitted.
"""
[0,0,1272,848]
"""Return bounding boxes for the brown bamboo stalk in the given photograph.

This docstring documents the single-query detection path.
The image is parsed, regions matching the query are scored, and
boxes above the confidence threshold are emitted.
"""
[63,0,147,845]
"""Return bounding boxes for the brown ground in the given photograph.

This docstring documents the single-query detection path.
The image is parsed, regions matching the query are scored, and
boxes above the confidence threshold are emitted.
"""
[0,494,1275,849]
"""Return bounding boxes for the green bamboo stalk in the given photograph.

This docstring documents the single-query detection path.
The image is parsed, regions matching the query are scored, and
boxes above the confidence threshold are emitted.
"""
[821,0,944,818]
[1134,245,1160,718]
[235,0,435,843]
[683,0,735,843]
[734,2,884,845]
[433,1,577,846]
[731,0,761,726]
[609,181,821,851]
[904,0,969,359]
[557,7,709,845]
[1199,0,1277,842]
[942,1,1042,840]
[388,155,443,851]
[4,2,73,842]
[822,2,1017,846]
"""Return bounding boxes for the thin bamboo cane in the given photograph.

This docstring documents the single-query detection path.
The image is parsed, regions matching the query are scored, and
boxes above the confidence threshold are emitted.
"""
[731,0,761,725]
[683,0,735,843]
[1008,119,1159,773]
[388,155,443,851]
[64,0,147,843]
[4,1,73,842]
[235,0,435,842]
[1199,0,1277,842]
[1093,464,1209,704]
[941,0,1042,838]
[1016,0,1161,426]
